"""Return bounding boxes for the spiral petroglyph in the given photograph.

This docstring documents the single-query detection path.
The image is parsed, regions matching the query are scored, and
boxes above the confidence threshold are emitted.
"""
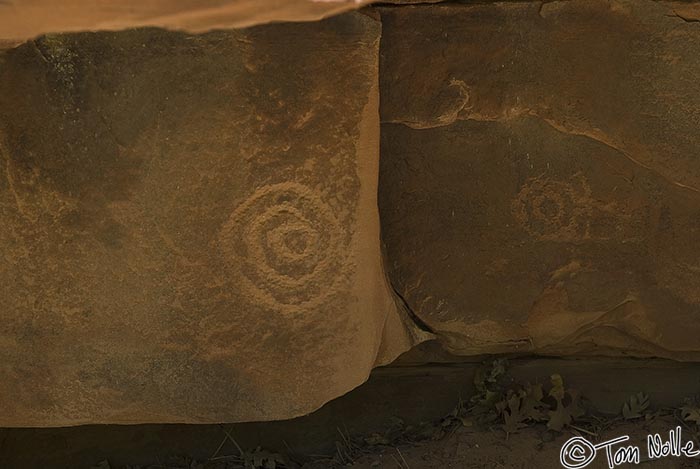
[219,182,346,313]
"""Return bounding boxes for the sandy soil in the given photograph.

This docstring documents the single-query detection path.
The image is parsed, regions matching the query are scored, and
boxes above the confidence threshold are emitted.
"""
[347,416,700,469]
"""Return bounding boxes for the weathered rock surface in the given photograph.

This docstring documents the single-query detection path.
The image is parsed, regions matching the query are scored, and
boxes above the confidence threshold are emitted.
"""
[0,0,380,41]
[379,0,700,359]
[0,12,419,426]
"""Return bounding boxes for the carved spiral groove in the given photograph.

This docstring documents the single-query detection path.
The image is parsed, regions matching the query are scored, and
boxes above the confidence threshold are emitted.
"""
[219,182,344,313]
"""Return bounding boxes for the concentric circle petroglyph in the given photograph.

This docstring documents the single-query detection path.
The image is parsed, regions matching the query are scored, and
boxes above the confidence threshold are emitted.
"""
[219,182,346,314]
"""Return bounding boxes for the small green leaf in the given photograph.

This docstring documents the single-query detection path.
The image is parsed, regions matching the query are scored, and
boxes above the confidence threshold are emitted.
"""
[622,393,650,420]
[547,404,572,432]
[520,383,548,421]
[549,374,565,401]
[682,406,700,424]
[547,384,584,431]
[501,392,527,434]
[459,416,473,427]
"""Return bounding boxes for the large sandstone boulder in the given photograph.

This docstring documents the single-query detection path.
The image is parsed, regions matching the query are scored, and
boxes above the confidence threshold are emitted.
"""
[5,0,700,428]
[379,0,700,360]
[0,12,420,426]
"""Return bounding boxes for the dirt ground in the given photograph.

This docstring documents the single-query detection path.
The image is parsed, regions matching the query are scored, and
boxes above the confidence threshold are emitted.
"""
[103,415,700,468]
[7,412,700,469]
[5,358,700,468]
[346,416,700,469]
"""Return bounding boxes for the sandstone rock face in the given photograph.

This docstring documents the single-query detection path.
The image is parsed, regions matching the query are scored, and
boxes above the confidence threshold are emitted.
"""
[0,0,377,41]
[379,0,700,360]
[5,0,700,427]
[0,12,418,426]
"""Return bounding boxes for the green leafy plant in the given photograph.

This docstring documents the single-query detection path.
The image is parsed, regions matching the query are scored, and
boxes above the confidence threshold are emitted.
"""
[468,358,511,425]
[493,373,585,433]
[497,383,548,434]
[547,374,585,431]
[455,361,586,435]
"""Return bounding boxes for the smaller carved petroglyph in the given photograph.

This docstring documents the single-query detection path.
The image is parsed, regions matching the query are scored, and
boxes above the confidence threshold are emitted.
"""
[512,173,643,243]
[512,173,594,242]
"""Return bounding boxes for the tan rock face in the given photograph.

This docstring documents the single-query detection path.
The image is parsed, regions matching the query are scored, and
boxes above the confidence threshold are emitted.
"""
[379,0,700,360]
[5,0,700,427]
[0,12,418,426]
[0,0,376,41]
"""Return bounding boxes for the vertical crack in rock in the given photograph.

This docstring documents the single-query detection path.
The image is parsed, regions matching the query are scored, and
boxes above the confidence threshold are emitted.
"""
[390,282,436,334]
